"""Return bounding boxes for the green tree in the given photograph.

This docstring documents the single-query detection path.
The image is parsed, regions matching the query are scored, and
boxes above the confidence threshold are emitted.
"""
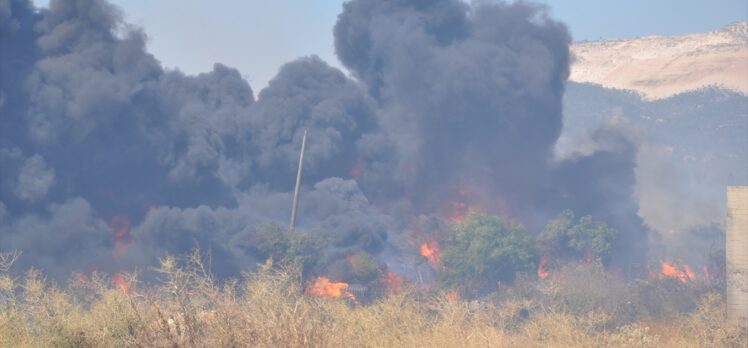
[537,210,617,263]
[440,213,537,293]
[347,252,383,284]
[249,222,329,274]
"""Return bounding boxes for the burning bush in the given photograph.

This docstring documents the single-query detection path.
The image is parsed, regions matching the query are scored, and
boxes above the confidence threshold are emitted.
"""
[440,213,537,295]
[1,250,745,347]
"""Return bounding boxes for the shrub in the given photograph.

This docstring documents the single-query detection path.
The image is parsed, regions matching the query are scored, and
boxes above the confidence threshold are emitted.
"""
[248,222,328,274]
[542,262,637,327]
[347,252,383,284]
[440,213,537,294]
[538,210,617,264]
[0,249,742,347]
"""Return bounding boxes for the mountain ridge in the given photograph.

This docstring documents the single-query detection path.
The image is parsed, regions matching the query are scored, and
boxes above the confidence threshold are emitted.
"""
[570,22,748,100]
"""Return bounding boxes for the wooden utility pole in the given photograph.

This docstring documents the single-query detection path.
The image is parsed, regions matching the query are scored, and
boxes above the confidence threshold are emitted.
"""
[289,129,307,232]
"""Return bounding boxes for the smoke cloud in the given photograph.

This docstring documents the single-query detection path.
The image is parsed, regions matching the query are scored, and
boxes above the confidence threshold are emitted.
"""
[0,0,647,280]
[333,0,647,270]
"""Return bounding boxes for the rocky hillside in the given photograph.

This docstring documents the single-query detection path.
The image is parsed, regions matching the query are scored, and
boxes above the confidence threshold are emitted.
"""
[560,83,747,234]
[570,22,748,100]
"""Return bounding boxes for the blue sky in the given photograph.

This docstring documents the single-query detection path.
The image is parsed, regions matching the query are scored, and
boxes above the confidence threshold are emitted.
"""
[32,0,748,90]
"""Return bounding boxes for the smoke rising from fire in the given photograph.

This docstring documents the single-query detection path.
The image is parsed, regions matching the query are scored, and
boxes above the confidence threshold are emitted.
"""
[1,0,647,280]
[333,0,647,271]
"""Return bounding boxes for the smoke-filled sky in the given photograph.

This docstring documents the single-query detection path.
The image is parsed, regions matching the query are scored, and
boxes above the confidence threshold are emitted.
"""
[29,0,748,90]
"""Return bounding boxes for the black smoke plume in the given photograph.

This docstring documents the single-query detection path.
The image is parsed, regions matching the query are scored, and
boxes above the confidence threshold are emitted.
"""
[0,0,647,281]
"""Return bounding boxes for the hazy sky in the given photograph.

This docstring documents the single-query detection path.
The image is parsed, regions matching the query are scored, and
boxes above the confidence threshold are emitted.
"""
[31,0,748,90]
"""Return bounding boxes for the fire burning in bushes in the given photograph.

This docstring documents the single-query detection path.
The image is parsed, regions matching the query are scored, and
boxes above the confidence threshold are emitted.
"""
[537,256,551,280]
[655,261,705,283]
[0,0,726,308]
[112,273,130,295]
[72,271,131,296]
[420,240,441,268]
[307,277,356,302]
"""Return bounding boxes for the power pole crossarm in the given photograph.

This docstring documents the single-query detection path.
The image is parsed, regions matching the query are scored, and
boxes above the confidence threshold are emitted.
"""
[289,129,307,232]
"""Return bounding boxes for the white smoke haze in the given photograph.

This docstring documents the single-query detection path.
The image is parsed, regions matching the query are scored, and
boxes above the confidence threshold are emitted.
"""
[0,0,661,281]
[14,154,55,201]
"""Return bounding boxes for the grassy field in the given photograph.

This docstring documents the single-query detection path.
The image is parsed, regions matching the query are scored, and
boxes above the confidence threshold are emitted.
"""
[0,251,745,348]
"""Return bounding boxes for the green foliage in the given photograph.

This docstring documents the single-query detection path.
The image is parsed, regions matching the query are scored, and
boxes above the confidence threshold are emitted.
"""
[440,213,537,292]
[250,223,290,260]
[347,252,383,284]
[538,210,617,263]
[286,232,329,272]
[249,223,329,273]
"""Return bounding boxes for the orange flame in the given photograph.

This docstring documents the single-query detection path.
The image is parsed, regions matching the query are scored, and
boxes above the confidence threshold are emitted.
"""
[683,264,695,280]
[112,273,129,295]
[447,200,468,223]
[307,277,356,302]
[537,255,551,279]
[420,240,441,268]
[660,261,694,283]
[382,272,406,295]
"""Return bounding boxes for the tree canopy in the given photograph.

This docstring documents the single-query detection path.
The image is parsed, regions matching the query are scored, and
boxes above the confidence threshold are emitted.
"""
[537,210,617,264]
[248,222,329,274]
[440,213,537,293]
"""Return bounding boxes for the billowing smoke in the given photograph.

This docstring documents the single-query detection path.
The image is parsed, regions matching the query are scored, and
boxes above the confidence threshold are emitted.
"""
[0,0,647,281]
[332,0,646,271]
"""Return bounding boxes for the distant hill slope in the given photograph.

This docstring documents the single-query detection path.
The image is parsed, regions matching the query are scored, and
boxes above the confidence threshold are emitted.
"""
[560,82,748,234]
[570,22,748,100]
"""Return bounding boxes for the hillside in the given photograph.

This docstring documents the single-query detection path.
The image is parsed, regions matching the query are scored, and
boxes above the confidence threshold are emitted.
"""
[560,82,748,251]
[570,22,748,100]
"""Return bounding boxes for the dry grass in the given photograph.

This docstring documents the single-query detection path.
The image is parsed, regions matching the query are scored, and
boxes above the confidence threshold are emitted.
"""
[0,252,745,348]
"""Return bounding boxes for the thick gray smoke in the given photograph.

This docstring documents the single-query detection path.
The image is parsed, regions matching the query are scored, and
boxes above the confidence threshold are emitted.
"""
[333,0,647,272]
[0,0,647,280]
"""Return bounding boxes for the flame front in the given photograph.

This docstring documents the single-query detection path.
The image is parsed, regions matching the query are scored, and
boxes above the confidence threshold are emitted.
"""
[112,273,129,295]
[660,261,694,283]
[307,277,356,302]
[420,240,441,268]
[537,255,551,279]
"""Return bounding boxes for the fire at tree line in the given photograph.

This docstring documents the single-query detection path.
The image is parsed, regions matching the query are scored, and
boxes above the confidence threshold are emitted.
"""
[0,206,727,303]
[265,208,721,304]
[1,200,745,346]
[1,0,747,345]
[258,135,728,305]
[3,140,743,345]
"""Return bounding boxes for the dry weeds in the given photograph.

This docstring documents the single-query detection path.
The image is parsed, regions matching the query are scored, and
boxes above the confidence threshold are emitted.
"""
[0,251,745,348]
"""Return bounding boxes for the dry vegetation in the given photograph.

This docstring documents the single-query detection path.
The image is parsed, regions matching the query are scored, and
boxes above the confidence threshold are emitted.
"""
[0,251,745,348]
